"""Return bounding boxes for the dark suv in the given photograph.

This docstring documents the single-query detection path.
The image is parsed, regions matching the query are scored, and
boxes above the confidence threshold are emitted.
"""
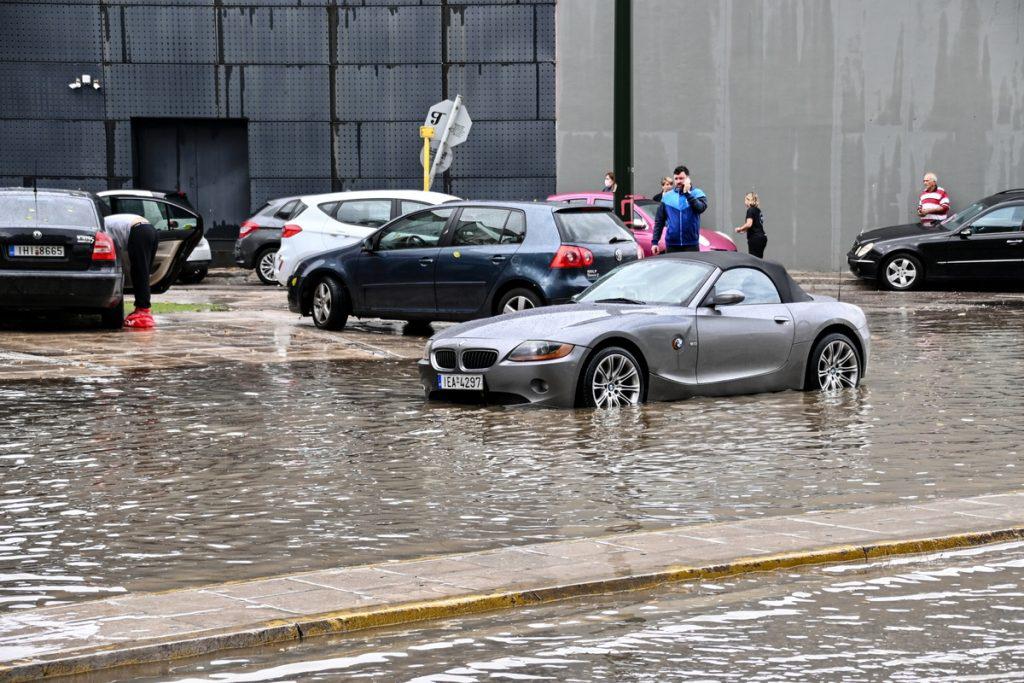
[234,196,303,284]
[287,201,641,330]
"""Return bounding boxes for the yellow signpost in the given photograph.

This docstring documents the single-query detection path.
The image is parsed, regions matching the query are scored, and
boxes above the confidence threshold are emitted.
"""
[419,125,435,191]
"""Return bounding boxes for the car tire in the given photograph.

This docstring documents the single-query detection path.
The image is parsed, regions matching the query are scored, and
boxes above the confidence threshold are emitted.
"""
[255,247,279,285]
[403,320,434,336]
[311,276,349,331]
[805,332,861,391]
[178,266,208,285]
[99,299,124,330]
[579,346,646,409]
[879,253,923,291]
[496,287,542,315]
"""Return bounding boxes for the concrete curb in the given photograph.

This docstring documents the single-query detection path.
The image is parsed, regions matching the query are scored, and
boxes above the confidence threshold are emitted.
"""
[3,525,1022,682]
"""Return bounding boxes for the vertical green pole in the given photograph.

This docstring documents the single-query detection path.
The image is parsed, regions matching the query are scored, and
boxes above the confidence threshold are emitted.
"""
[613,0,633,223]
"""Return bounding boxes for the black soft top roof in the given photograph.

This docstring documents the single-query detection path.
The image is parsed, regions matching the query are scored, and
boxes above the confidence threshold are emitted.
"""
[663,251,813,303]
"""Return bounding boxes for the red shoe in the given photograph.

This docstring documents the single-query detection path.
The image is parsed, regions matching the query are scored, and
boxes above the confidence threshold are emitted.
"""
[124,308,155,329]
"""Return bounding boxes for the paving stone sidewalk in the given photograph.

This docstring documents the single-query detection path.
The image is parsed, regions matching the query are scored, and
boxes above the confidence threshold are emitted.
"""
[1,492,1023,681]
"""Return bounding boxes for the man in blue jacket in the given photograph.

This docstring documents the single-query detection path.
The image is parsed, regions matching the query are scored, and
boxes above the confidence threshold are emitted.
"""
[652,165,708,253]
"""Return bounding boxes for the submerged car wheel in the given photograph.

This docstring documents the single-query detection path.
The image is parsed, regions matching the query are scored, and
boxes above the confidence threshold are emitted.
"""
[581,347,645,409]
[807,333,860,391]
[311,276,349,331]
[497,288,542,315]
[880,253,922,291]
[256,248,279,286]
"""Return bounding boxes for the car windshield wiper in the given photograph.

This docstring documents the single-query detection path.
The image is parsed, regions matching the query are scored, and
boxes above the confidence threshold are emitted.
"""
[593,297,645,305]
[609,236,632,244]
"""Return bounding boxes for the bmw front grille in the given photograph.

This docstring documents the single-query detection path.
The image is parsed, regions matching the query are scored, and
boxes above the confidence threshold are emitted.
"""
[461,349,499,371]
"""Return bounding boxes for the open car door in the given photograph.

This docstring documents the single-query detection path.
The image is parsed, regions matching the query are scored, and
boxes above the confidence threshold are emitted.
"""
[105,196,204,294]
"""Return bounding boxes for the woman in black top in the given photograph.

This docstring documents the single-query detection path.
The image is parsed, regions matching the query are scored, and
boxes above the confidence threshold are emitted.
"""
[734,192,766,258]
[652,176,672,202]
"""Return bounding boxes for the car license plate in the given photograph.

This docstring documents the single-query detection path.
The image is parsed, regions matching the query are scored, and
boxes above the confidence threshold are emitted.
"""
[9,245,64,258]
[438,374,483,391]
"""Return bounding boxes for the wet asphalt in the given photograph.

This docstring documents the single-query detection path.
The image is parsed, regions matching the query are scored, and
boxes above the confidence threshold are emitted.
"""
[0,270,1022,613]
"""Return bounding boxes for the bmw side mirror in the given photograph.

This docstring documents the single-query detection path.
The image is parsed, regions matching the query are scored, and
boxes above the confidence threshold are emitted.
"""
[705,289,745,308]
[959,227,972,238]
[361,237,373,252]
[631,218,645,230]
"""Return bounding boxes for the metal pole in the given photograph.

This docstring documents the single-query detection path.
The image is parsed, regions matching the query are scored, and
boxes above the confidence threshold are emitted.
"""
[420,126,435,192]
[429,94,463,186]
[613,0,633,223]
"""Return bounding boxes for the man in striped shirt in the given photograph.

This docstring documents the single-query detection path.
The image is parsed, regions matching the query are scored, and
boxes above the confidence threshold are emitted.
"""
[918,172,950,225]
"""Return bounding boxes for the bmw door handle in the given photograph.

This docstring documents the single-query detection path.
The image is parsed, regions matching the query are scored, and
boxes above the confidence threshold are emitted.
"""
[774,316,789,324]
[419,257,434,266]
[490,255,507,263]
[1006,239,1023,245]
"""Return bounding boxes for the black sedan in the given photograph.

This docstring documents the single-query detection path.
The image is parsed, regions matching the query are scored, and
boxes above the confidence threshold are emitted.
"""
[0,187,199,328]
[848,189,1024,290]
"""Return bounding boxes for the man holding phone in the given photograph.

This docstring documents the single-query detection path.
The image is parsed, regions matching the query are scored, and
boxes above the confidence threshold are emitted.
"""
[652,165,708,253]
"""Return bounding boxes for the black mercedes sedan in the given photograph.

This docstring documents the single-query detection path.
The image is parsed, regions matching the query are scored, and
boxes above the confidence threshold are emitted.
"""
[848,189,1024,290]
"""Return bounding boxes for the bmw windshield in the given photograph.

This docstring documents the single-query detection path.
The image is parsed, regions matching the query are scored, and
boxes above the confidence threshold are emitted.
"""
[577,259,713,306]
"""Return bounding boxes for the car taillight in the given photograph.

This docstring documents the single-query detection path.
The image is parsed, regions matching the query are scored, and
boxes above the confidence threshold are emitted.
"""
[92,232,116,261]
[238,220,260,239]
[281,224,302,239]
[550,245,595,269]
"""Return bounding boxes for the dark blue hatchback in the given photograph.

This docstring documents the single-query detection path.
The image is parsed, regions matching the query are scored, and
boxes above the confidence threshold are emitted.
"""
[287,201,640,329]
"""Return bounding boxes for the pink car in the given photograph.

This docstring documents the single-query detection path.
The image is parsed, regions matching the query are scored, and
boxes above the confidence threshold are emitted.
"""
[547,192,737,257]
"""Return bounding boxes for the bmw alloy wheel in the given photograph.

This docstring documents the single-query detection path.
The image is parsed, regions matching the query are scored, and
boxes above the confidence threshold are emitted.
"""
[884,257,917,289]
[312,281,332,325]
[816,339,859,391]
[503,296,536,314]
[591,353,642,408]
[258,250,277,283]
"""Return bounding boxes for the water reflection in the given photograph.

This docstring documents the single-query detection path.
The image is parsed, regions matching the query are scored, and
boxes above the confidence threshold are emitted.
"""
[0,308,1021,612]
[115,542,1024,682]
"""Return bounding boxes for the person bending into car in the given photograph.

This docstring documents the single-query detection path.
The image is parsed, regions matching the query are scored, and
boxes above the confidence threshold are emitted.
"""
[104,213,159,329]
[652,165,708,253]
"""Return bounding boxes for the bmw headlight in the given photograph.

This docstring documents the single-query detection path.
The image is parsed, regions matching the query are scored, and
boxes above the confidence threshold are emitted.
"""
[855,242,875,258]
[508,341,575,362]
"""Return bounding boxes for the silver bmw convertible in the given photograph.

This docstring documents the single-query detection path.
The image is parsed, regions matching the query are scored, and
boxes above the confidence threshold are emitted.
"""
[418,252,869,408]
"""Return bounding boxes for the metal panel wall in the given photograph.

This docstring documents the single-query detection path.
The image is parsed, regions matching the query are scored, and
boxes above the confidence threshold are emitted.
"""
[0,0,557,224]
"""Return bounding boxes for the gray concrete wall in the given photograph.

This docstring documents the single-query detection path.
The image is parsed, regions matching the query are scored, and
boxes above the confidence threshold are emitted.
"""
[556,0,1024,269]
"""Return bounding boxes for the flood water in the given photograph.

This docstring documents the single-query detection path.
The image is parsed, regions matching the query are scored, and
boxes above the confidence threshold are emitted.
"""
[112,540,1024,682]
[0,305,1022,611]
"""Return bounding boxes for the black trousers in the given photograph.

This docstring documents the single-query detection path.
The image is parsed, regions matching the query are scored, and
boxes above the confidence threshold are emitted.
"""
[747,236,767,259]
[127,223,158,309]
[666,244,700,253]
